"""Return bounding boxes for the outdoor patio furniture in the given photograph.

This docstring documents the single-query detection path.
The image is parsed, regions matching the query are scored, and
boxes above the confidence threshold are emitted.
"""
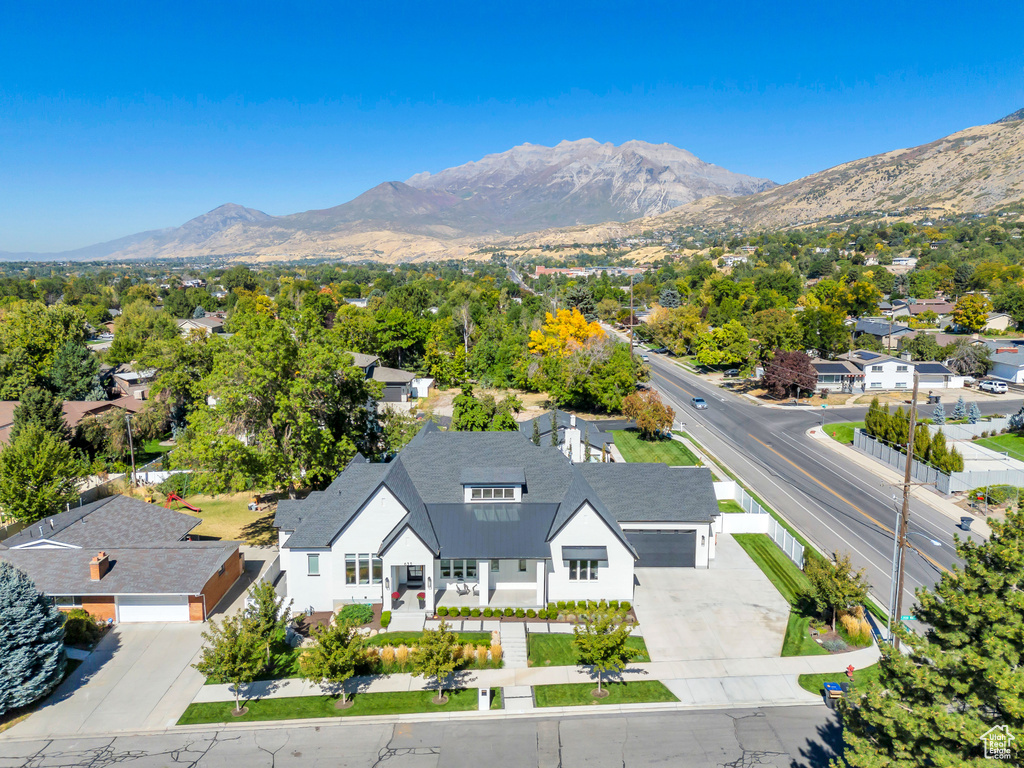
[454,581,470,596]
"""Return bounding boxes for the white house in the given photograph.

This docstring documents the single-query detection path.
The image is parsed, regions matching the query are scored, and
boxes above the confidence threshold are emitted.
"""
[274,423,719,613]
[838,350,963,391]
[985,340,1024,383]
[517,411,614,463]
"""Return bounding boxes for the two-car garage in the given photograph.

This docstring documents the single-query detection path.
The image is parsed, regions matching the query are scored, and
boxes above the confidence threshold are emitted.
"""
[624,529,697,568]
[116,595,191,623]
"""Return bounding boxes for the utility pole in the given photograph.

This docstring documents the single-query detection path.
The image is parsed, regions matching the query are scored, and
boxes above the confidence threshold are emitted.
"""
[892,369,920,651]
[629,275,635,359]
[125,414,138,488]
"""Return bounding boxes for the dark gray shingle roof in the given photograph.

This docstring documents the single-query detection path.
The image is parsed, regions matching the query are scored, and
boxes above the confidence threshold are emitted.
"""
[578,464,718,524]
[460,467,526,485]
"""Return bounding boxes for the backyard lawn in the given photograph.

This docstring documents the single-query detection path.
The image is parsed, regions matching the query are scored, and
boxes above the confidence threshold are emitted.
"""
[612,430,699,465]
[177,688,489,724]
[528,633,649,667]
[534,681,677,707]
[827,422,863,445]
[717,500,745,514]
[733,534,828,657]
[173,492,277,544]
[974,432,1024,462]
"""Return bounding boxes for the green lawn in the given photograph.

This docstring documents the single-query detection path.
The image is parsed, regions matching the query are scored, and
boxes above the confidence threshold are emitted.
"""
[717,500,745,514]
[828,422,863,445]
[798,663,882,695]
[528,633,649,667]
[177,688,484,724]
[534,681,677,707]
[974,432,1024,462]
[781,612,828,657]
[183,492,277,545]
[612,430,700,466]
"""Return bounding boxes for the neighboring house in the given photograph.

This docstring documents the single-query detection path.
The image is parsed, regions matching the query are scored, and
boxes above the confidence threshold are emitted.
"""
[345,297,369,308]
[112,368,158,399]
[411,377,434,399]
[347,352,380,378]
[853,319,915,349]
[982,312,1014,333]
[373,366,417,403]
[176,315,226,336]
[811,359,862,393]
[273,423,719,613]
[0,496,243,622]
[890,299,955,321]
[0,398,145,445]
[838,350,962,391]
[892,257,918,267]
[984,340,1024,383]
[517,411,614,463]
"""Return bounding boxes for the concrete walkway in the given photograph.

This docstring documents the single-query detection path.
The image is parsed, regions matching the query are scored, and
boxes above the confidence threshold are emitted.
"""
[500,622,528,669]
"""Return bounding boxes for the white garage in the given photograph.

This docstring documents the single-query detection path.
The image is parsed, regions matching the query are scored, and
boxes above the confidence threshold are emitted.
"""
[116,594,190,623]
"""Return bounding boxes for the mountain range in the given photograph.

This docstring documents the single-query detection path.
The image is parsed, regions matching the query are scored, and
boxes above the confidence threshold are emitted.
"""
[3,112,1024,264]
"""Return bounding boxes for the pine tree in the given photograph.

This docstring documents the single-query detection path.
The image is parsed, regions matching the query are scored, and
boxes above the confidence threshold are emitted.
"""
[48,340,101,402]
[0,562,66,716]
[10,387,69,443]
[531,419,541,446]
[932,402,946,425]
[967,402,981,425]
[837,509,1024,766]
[550,410,559,447]
[951,395,967,421]
[584,425,592,462]
[913,423,932,462]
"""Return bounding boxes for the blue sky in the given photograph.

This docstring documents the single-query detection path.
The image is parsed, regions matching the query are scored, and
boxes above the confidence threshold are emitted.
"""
[2,1,1023,252]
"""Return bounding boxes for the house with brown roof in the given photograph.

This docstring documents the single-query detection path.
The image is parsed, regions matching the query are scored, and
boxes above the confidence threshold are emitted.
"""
[0,399,145,445]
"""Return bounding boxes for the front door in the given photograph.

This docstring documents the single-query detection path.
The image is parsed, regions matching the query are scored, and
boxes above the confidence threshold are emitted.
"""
[406,566,424,588]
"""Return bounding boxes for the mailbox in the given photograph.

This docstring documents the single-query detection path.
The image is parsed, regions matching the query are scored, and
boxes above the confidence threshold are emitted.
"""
[478,687,490,711]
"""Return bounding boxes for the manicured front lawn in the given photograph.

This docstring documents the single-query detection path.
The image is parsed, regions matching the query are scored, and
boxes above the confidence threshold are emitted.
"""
[177,688,482,724]
[528,632,649,667]
[613,429,699,466]
[974,432,1024,462]
[717,500,745,514]
[827,422,863,445]
[781,613,828,657]
[534,681,677,707]
[798,663,882,695]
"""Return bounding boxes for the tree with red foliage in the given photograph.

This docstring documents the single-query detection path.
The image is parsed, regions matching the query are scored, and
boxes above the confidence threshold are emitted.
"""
[762,350,817,400]
[622,389,675,440]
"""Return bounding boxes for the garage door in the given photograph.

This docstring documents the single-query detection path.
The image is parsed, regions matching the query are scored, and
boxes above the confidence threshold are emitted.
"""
[626,530,696,567]
[116,595,190,623]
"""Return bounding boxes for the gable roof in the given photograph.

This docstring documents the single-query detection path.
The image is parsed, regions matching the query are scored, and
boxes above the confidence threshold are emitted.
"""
[578,464,718,524]
[984,340,1024,367]
[372,366,416,384]
[517,411,615,448]
[854,319,912,338]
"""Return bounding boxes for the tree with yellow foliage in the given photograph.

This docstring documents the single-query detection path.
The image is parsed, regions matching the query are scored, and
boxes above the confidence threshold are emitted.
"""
[528,309,605,357]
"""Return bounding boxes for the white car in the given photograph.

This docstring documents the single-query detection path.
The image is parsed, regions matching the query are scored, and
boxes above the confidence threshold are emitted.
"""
[980,380,1008,394]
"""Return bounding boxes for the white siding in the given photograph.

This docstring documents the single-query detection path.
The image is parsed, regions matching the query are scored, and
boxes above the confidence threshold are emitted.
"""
[548,503,634,602]
[990,362,1024,384]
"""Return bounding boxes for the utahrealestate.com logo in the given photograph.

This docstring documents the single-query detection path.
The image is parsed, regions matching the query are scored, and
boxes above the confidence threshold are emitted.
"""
[981,725,1015,760]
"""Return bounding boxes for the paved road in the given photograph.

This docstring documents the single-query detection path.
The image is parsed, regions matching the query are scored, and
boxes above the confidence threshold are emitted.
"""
[645,354,1014,627]
[0,706,839,767]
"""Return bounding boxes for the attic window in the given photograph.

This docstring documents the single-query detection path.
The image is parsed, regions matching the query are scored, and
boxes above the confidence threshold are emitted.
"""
[471,487,515,501]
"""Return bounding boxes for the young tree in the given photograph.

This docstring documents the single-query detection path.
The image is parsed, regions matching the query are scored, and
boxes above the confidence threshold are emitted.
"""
[244,581,292,662]
[410,620,460,703]
[621,389,675,440]
[299,619,365,708]
[951,395,967,421]
[572,608,634,695]
[48,340,102,401]
[837,509,1024,766]
[804,552,869,629]
[550,410,558,447]
[932,403,946,424]
[0,562,66,716]
[10,386,70,443]
[913,424,932,463]
[0,423,83,523]
[192,612,266,715]
[762,350,817,399]
[531,419,541,446]
[967,401,981,425]
[380,407,421,457]
[584,425,592,462]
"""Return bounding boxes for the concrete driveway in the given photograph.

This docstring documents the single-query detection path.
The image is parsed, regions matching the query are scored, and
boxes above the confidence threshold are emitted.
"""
[633,534,789,661]
[7,622,207,736]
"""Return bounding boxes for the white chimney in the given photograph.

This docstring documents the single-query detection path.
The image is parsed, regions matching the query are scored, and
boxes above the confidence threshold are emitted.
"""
[570,414,577,427]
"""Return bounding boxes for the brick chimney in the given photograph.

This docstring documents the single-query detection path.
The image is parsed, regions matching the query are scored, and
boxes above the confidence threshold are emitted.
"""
[89,551,110,581]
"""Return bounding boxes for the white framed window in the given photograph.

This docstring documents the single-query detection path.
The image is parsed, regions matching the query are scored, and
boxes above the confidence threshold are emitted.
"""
[518,559,527,572]
[491,560,500,573]
[896,365,909,372]
[871,365,884,372]
[307,554,320,576]
[895,382,907,389]
[52,595,83,607]
[567,560,599,581]
[345,554,382,585]
[442,559,478,579]
[470,487,516,501]
[870,382,883,388]
[345,554,356,584]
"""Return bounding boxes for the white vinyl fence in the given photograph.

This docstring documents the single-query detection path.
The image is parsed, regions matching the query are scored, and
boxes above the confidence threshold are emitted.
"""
[714,481,805,568]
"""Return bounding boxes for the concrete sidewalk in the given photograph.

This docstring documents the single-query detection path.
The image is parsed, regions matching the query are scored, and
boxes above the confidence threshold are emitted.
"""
[808,426,993,538]
[192,644,879,705]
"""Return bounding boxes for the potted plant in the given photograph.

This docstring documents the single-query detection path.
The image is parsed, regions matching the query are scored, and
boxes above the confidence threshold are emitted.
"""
[391,591,400,606]
[417,591,426,608]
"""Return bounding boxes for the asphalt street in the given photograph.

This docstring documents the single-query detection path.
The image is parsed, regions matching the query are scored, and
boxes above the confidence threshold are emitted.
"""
[0,706,839,767]
[645,354,1015,627]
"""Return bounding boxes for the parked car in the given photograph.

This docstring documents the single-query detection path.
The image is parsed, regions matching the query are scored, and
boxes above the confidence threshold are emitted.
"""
[652,346,669,354]
[691,397,708,410]
[724,369,740,377]
[980,380,1008,394]
[641,354,650,362]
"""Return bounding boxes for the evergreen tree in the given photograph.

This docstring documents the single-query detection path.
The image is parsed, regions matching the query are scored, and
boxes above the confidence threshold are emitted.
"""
[658,288,681,309]
[932,403,946,425]
[837,509,1024,766]
[0,423,83,523]
[0,562,66,716]
[48,340,101,402]
[584,425,592,462]
[951,395,967,421]
[10,386,69,443]
[550,410,559,447]
[967,401,981,425]
[1011,405,1024,432]
[913,423,932,462]
[565,285,597,321]
[531,419,541,446]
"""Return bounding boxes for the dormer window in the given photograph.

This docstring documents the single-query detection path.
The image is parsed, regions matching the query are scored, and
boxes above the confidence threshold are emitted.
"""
[471,487,516,501]
[461,467,525,503]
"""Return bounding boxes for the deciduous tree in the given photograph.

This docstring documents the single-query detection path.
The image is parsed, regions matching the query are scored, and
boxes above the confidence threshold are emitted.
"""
[192,612,266,715]
[411,620,460,703]
[952,293,993,333]
[804,552,869,628]
[762,350,817,399]
[299,619,365,707]
[0,423,83,524]
[621,389,675,440]
[572,608,634,695]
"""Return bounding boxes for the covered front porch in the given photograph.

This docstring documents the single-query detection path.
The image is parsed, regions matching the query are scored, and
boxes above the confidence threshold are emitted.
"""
[435,557,547,609]
[437,586,542,610]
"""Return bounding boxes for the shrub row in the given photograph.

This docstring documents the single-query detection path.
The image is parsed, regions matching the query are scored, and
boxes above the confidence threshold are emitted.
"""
[434,600,631,620]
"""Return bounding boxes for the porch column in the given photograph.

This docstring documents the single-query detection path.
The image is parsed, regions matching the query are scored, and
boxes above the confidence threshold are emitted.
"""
[424,564,435,613]
[478,560,490,606]
[535,561,546,606]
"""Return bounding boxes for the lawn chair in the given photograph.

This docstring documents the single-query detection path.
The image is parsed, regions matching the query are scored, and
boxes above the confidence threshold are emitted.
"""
[454,580,470,596]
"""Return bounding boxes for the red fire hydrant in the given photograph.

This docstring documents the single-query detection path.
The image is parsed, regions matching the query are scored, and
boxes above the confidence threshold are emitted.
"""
[846,665,855,680]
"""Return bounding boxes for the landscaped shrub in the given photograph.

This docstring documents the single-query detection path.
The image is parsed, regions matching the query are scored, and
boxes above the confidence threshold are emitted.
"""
[380,611,392,629]
[470,608,481,617]
[476,645,488,665]
[503,608,514,617]
[381,645,396,665]
[536,609,547,620]
[547,603,557,614]
[63,608,100,646]
[482,608,492,617]
[490,643,502,663]
[609,600,620,610]
[557,601,567,610]
[588,600,598,610]
[337,603,374,626]
[620,601,631,611]
[395,644,409,664]
[821,639,848,653]
[839,613,872,647]
[565,601,576,612]
[526,609,536,618]
[598,599,607,609]
[460,607,471,617]
[462,642,476,661]
[437,606,449,617]
[515,608,526,618]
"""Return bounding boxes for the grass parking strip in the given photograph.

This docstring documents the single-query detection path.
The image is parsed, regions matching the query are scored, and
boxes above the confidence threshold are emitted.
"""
[798,663,881,695]
[534,681,677,707]
[528,633,649,667]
